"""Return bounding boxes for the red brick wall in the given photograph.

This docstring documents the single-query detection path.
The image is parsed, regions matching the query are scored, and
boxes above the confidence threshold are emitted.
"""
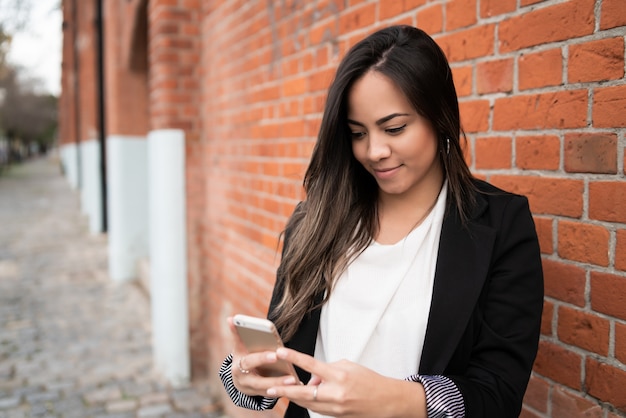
[103,0,150,136]
[59,0,98,146]
[193,1,626,416]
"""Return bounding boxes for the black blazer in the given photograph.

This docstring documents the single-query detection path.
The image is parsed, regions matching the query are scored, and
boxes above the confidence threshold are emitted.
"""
[268,180,544,418]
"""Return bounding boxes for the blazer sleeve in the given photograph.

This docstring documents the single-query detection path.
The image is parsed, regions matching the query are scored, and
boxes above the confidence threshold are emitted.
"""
[448,195,544,417]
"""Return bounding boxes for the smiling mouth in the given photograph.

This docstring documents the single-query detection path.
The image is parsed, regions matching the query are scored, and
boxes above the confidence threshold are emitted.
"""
[373,166,401,178]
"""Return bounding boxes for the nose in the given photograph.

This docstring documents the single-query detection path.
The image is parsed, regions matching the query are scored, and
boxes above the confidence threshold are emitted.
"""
[367,132,391,161]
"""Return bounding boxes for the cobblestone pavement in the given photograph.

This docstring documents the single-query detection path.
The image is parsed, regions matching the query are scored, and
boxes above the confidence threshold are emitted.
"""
[0,157,226,418]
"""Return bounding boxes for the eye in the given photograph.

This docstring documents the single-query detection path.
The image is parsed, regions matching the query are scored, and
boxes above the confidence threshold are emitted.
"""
[350,131,366,140]
[385,124,406,135]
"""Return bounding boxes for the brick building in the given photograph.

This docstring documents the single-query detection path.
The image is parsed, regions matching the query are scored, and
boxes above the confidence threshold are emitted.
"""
[58,0,626,416]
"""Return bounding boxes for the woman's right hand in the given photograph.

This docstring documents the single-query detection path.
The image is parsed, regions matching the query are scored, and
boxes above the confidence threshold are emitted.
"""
[228,317,299,397]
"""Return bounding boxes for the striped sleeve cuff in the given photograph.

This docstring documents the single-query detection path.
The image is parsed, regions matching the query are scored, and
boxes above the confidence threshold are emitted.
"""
[218,353,279,411]
[405,374,465,418]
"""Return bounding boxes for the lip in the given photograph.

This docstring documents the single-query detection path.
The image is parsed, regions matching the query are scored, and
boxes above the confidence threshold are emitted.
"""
[372,165,401,180]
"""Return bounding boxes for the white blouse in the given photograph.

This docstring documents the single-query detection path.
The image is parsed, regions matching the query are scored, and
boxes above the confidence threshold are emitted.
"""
[309,182,447,418]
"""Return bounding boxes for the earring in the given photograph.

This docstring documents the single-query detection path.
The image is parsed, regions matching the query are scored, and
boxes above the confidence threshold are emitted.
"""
[446,138,450,155]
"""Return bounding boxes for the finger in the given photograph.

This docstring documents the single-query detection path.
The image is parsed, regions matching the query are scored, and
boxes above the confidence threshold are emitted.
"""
[235,372,300,397]
[307,374,322,386]
[267,381,320,402]
[276,347,333,380]
[235,350,278,374]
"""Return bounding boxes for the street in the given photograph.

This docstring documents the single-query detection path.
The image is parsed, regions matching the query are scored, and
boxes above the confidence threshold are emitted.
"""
[0,155,225,418]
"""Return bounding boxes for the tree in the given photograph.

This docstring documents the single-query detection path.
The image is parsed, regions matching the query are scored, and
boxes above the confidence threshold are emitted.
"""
[0,0,31,76]
[0,0,57,165]
[0,64,57,158]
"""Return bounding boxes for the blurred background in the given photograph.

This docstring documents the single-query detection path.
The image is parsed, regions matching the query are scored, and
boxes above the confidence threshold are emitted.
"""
[0,0,59,165]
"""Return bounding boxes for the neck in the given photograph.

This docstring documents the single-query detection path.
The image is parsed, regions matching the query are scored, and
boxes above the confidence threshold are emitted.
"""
[378,172,444,219]
[374,172,445,245]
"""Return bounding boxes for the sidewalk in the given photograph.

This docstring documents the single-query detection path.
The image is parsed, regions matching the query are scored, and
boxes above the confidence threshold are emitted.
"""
[0,156,225,418]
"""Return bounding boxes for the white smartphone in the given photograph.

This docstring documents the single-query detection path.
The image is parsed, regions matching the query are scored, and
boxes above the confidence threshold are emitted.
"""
[233,314,299,379]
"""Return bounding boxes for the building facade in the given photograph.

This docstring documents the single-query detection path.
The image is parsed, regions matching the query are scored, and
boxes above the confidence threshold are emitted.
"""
[59,0,626,416]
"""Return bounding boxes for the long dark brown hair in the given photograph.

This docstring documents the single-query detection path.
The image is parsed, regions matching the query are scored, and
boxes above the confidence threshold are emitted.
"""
[272,25,476,341]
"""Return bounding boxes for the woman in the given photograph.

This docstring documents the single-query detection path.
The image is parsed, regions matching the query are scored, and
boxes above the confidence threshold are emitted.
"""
[219,25,543,418]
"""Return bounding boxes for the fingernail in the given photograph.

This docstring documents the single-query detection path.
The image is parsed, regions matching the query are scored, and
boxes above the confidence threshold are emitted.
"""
[283,376,296,385]
[276,348,287,358]
[267,388,277,396]
[266,352,276,361]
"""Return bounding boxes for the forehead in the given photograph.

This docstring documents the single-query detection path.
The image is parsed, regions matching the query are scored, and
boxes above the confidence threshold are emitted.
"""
[347,71,414,120]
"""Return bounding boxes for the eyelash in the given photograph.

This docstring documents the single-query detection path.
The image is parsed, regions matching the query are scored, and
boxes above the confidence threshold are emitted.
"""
[386,124,406,134]
[350,124,407,139]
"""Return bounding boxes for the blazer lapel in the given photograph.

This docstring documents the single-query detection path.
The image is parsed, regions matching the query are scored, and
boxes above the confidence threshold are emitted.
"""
[419,194,496,374]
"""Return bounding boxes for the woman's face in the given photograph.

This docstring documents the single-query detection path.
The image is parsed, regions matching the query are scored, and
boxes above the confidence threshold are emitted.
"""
[348,71,442,203]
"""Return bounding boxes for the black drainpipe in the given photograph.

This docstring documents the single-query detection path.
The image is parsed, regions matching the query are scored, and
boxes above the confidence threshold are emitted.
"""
[95,0,107,232]
[72,0,82,189]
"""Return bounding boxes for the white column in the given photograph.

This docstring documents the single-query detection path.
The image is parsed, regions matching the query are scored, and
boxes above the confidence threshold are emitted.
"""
[147,129,189,387]
[61,143,79,189]
[106,135,149,281]
[80,139,103,234]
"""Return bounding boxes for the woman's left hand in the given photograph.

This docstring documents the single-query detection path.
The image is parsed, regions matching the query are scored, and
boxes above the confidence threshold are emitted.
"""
[266,347,426,418]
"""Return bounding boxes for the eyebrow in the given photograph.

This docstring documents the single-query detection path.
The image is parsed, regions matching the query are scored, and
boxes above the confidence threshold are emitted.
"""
[347,113,410,127]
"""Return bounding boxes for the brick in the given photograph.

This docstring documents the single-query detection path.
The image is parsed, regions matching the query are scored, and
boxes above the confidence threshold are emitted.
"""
[0,396,20,409]
[309,68,335,92]
[417,4,443,34]
[533,216,553,254]
[541,300,554,336]
[499,0,595,52]
[564,133,618,174]
[489,175,583,218]
[585,358,626,413]
[451,65,472,97]
[445,0,477,30]
[558,306,610,355]
[552,386,603,418]
[404,0,428,9]
[480,0,516,18]
[378,0,404,20]
[558,220,610,266]
[435,24,495,62]
[591,271,626,321]
[569,37,625,83]
[534,340,582,389]
[523,375,549,413]
[282,76,308,97]
[518,48,563,90]
[459,100,490,133]
[542,259,586,306]
[474,136,512,169]
[477,58,513,94]
[617,322,626,365]
[493,90,588,131]
[339,3,376,34]
[617,230,626,272]
[600,0,626,29]
[589,182,626,223]
[138,403,173,417]
[516,135,560,171]
[593,85,626,128]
